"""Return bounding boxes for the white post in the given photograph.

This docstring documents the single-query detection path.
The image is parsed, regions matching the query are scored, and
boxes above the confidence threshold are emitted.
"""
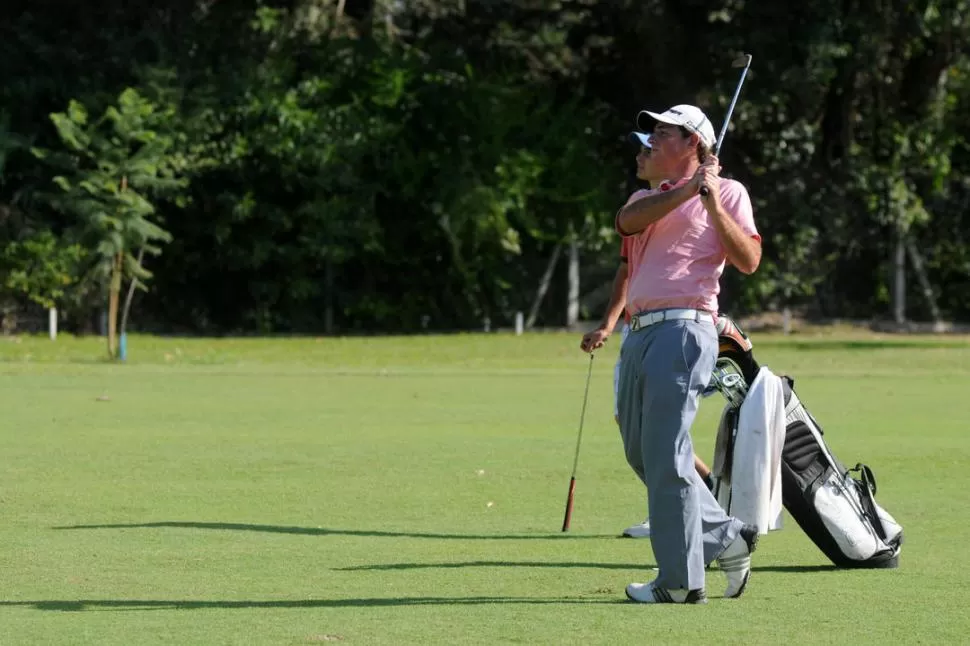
[566,239,579,326]
[49,307,58,341]
[515,311,524,336]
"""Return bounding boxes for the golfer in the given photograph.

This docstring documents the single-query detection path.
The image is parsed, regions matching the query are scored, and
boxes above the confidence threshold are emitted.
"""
[615,104,761,604]
[580,132,715,540]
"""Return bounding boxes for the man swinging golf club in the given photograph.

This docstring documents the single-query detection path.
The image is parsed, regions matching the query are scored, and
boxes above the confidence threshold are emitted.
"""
[580,132,716,540]
[615,102,762,603]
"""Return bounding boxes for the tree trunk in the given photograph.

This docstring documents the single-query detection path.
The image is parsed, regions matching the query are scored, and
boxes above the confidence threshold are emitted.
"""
[526,243,561,329]
[566,238,579,327]
[906,240,942,324]
[892,235,906,325]
[119,247,145,339]
[107,252,123,358]
[109,174,128,358]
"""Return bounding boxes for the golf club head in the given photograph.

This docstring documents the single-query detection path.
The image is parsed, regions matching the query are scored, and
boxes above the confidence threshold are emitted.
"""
[706,357,749,409]
[732,54,752,69]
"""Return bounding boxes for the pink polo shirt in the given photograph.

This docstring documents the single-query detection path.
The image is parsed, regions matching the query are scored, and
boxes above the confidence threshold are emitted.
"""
[617,179,759,315]
[619,235,636,323]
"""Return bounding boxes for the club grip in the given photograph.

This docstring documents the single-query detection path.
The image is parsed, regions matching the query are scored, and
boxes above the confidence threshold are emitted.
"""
[561,477,576,532]
[699,186,710,197]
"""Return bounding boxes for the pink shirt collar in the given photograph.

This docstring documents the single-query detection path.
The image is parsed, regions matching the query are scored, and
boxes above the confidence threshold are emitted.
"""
[657,177,691,192]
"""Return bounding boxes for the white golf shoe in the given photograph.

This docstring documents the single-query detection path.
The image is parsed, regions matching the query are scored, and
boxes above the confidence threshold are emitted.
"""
[717,524,759,598]
[622,519,651,538]
[625,580,707,604]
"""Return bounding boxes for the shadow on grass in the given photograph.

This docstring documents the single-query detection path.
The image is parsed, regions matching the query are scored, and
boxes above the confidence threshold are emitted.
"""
[0,596,623,612]
[0,565,841,613]
[336,560,637,571]
[335,561,840,573]
[53,524,845,574]
[753,564,840,573]
[52,521,612,540]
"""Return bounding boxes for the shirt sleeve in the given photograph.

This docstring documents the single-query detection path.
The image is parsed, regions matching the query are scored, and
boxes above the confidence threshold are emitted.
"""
[722,181,761,242]
[619,236,632,262]
[614,189,652,237]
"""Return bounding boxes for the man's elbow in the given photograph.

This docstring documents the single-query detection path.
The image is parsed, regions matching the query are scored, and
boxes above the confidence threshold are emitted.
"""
[735,248,762,275]
[616,208,644,236]
[616,209,632,236]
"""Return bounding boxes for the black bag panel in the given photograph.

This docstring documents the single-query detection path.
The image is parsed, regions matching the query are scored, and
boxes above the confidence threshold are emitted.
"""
[782,420,824,473]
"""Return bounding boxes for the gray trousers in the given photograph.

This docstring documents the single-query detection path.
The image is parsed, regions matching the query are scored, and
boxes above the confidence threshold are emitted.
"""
[616,313,742,590]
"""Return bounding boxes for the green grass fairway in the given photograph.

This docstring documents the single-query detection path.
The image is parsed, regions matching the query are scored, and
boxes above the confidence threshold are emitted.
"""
[1,331,969,645]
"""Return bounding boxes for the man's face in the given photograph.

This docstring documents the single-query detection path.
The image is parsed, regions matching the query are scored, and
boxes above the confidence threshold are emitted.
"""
[635,144,660,183]
[649,123,696,174]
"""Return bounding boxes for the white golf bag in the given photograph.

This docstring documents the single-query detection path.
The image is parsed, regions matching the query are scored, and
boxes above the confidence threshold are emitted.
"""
[706,317,904,569]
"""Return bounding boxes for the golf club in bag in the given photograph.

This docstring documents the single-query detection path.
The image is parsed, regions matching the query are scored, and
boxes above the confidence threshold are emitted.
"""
[706,316,905,568]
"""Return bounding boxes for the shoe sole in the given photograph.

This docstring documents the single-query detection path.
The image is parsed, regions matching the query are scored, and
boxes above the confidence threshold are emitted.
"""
[725,570,750,599]
[625,588,709,605]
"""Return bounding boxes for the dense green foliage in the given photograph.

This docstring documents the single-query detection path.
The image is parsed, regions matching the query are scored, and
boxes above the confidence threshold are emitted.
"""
[1,0,968,336]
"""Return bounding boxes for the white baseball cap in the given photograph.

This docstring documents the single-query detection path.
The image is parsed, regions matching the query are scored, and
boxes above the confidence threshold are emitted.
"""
[629,131,653,148]
[636,104,716,148]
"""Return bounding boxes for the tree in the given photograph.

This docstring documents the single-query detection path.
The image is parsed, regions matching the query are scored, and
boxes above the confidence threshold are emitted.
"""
[3,0,969,335]
[0,230,85,312]
[33,88,185,357]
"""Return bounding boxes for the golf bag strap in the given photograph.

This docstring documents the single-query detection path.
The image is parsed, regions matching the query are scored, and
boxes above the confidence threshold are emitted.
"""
[853,462,877,496]
[850,463,888,541]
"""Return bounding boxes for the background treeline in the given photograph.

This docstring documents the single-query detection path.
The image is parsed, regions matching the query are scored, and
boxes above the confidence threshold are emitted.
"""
[1,0,967,346]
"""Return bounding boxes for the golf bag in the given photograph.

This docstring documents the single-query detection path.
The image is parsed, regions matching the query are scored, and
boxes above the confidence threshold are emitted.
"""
[708,316,904,569]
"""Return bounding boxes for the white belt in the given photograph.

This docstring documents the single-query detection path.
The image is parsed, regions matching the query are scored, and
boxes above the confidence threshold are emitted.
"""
[629,308,709,332]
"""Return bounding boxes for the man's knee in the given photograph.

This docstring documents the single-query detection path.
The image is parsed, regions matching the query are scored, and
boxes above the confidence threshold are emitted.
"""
[623,439,644,475]
[641,423,696,479]
[619,426,645,478]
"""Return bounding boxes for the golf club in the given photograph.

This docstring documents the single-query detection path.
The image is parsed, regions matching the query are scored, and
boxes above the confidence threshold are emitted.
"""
[700,53,752,197]
[561,352,595,532]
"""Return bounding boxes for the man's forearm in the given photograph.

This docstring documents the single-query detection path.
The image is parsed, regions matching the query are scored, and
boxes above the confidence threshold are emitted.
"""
[616,184,695,235]
[710,206,762,274]
[598,265,629,331]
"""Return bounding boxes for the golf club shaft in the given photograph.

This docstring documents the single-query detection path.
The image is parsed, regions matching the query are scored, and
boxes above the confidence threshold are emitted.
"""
[700,55,752,197]
[570,353,595,477]
[714,59,751,156]
[562,352,595,532]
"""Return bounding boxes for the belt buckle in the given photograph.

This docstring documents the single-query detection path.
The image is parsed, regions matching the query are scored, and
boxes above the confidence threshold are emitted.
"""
[630,316,641,332]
